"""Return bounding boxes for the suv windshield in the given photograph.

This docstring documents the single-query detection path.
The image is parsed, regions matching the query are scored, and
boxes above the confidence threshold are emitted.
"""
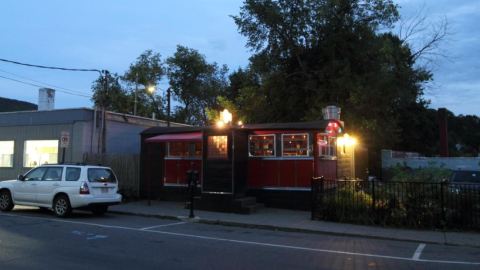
[87,168,117,183]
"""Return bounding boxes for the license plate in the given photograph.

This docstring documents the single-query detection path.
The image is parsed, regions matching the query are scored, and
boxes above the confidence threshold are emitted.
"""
[101,187,108,193]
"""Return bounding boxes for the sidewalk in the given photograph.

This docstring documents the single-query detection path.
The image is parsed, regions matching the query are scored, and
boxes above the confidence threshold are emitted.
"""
[110,200,480,248]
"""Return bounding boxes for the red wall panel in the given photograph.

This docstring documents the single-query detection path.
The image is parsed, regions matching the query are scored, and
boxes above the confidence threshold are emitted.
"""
[263,160,279,186]
[278,160,296,187]
[315,159,337,180]
[297,160,314,187]
[164,159,202,185]
[247,159,263,188]
[247,159,314,188]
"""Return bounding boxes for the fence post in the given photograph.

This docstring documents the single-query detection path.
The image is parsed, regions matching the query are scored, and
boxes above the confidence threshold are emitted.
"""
[311,177,315,220]
[311,176,325,220]
[319,176,325,205]
[440,179,446,228]
[371,178,376,223]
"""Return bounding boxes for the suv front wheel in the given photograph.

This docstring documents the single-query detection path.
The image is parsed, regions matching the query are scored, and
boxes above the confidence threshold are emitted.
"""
[0,190,14,212]
[53,195,72,217]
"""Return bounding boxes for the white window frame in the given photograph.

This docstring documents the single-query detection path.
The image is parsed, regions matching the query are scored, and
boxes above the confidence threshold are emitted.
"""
[248,134,276,157]
[317,133,337,158]
[0,140,14,168]
[281,133,310,157]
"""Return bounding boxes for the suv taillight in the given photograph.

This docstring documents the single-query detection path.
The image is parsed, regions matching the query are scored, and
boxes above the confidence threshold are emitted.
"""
[80,182,90,194]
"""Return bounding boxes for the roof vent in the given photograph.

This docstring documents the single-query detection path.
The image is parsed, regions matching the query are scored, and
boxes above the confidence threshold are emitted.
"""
[322,105,341,120]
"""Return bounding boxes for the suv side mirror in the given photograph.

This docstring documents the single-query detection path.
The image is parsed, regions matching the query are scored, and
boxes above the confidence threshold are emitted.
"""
[17,174,25,181]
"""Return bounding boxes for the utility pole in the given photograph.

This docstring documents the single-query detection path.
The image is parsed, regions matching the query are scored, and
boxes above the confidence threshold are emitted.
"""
[134,72,138,116]
[167,87,171,127]
[101,70,109,155]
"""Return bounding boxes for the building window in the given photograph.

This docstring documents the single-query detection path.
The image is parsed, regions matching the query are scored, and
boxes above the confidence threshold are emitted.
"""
[317,134,336,158]
[24,140,59,167]
[0,141,14,167]
[207,136,228,159]
[167,142,202,158]
[282,133,309,157]
[249,135,275,157]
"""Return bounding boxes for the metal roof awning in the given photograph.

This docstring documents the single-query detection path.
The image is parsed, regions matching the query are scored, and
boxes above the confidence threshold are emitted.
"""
[145,132,203,143]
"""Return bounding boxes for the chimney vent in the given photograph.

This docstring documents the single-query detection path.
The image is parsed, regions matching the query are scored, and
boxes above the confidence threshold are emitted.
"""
[322,105,341,120]
[38,88,55,111]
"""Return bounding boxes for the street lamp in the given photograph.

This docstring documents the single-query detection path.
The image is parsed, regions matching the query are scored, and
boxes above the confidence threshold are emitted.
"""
[147,85,155,94]
[134,73,139,116]
[133,72,156,116]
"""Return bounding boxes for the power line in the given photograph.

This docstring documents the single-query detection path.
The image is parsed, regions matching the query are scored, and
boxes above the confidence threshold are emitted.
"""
[0,74,90,98]
[0,68,90,97]
[0,57,103,74]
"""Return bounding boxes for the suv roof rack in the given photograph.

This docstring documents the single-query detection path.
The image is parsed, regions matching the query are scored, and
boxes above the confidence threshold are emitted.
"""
[46,162,105,166]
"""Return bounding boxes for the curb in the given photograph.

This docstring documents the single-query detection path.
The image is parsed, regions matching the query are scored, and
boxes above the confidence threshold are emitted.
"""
[110,209,479,248]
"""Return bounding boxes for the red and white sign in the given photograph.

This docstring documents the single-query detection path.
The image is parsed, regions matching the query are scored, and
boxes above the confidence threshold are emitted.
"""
[60,131,70,148]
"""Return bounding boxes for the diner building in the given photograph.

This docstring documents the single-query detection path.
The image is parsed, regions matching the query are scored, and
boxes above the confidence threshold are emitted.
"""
[140,107,364,212]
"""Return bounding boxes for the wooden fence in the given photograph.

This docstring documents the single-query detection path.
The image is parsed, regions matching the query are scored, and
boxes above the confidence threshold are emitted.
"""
[83,153,140,199]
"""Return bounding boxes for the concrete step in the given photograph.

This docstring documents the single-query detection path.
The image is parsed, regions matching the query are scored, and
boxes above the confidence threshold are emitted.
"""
[234,196,257,207]
[238,203,264,214]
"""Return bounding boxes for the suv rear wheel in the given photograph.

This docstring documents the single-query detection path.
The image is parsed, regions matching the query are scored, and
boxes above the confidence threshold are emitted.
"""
[0,190,14,212]
[53,195,72,217]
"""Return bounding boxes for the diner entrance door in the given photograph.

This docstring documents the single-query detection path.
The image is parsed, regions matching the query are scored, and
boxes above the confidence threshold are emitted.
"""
[202,134,233,194]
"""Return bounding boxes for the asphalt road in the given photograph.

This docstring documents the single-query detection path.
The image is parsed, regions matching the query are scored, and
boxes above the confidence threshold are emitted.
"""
[1,207,479,270]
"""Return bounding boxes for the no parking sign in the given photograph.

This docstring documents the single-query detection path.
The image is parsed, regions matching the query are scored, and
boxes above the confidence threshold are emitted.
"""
[60,131,70,148]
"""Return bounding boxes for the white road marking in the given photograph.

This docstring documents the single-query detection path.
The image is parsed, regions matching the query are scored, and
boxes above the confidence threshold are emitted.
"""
[72,230,108,240]
[1,213,480,266]
[140,222,187,230]
[87,234,108,240]
[412,243,426,260]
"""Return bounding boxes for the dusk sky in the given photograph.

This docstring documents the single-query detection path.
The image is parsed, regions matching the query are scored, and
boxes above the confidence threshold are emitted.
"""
[0,0,478,116]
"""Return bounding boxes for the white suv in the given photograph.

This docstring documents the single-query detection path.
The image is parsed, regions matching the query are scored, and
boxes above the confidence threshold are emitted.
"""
[0,164,122,217]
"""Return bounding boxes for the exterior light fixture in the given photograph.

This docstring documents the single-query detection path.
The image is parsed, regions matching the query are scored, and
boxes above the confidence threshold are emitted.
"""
[216,120,225,128]
[147,85,156,94]
[220,109,232,124]
[216,109,233,129]
[337,133,357,146]
[237,120,243,126]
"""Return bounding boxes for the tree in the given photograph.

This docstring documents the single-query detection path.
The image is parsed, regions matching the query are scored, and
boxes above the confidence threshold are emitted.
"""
[220,67,268,123]
[167,45,228,125]
[91,72,130,113]
[123,50,165,118]
[233,3,423,134]
[231,0,445,174]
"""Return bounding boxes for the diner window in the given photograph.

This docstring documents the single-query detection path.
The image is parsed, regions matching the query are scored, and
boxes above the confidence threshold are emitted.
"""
[249,135,275,157]
[0,141,14,167]
[317,134,337,158]
[167,142,202,158]
[24,140,58,167]
[207,136,228,159]
[282,134,309,157]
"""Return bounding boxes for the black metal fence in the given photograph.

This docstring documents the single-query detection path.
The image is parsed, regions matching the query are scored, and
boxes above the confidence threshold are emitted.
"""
[311,177,480,230]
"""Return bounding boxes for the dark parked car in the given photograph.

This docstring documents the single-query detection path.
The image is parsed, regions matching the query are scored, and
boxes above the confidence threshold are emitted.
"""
[448,170,480,192]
